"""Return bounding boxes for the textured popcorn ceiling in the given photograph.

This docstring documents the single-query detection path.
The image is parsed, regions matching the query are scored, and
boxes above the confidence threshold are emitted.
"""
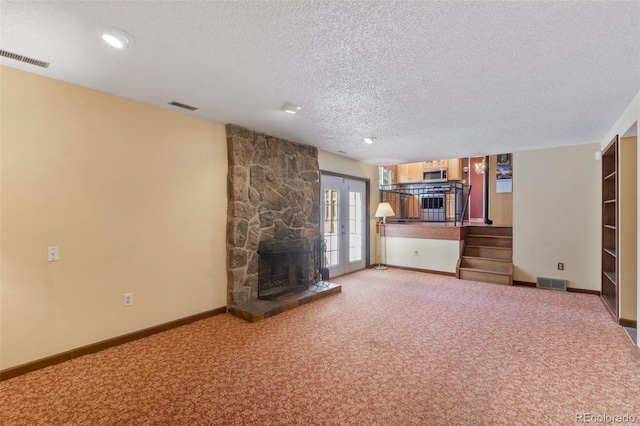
[1,1,638,165]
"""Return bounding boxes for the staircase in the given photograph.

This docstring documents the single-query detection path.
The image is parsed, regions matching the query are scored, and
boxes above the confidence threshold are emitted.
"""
[457,226,513,286]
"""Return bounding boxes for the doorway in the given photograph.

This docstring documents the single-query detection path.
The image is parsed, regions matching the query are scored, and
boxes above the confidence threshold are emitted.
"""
[469,156,485,220]
[320,175,367,278]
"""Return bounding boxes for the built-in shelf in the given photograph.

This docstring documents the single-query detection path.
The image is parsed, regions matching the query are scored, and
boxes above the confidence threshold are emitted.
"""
[601,135,618,318]
[603,294,617,314]
[603,270,617,284]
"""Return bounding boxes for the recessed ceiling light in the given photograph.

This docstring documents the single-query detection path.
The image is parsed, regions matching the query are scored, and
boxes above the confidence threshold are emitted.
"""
[364,137,376,144]
[97,27,133,49]
[282,104,301,114]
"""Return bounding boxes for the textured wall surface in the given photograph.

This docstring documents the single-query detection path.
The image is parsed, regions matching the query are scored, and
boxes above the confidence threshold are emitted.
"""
[226,125,320,305]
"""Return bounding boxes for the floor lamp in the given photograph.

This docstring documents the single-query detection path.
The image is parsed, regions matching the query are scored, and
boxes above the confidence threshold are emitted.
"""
[375,202,395,270]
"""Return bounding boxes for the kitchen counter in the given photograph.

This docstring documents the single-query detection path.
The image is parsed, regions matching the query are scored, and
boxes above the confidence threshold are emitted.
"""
[382,222,468,241]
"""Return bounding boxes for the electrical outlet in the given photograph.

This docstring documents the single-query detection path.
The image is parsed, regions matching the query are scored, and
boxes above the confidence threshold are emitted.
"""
[557,262,564,271]
[48,246,59,262]
[123,293,133,307]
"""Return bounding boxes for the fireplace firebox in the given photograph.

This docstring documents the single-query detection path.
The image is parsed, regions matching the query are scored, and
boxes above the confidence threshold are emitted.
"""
[258,239,310,300]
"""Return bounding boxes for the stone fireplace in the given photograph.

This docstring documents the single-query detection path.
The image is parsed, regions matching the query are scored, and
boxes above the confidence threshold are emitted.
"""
[226,124,320,306]
[258,238,309,299]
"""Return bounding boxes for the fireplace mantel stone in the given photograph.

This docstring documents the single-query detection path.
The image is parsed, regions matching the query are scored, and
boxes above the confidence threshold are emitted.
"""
[225,124,320,306]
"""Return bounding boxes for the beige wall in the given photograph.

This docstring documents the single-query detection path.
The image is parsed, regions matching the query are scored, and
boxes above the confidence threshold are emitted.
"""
[385,237,460,273]
[318,151,380,265]
[512,143,601,290]
[0,67,228,369]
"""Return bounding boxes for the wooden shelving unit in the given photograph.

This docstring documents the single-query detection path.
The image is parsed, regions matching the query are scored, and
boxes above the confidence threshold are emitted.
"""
[601,136,618,318]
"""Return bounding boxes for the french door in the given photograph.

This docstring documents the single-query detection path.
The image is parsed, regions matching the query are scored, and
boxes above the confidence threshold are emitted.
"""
[320,175,367,278]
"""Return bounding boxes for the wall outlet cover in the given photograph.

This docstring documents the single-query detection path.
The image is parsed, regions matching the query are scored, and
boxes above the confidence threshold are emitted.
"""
[123,293,134,307]
[48,246,59,262]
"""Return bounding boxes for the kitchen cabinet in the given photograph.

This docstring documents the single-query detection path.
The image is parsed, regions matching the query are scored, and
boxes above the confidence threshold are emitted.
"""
[381,191,420,219]
[395,164,408,183]
[404,195,420,219]
[447,158,462,181]
[384,192,403,219]
[395,159,461,184]
[424,160,446,169]
[445,194,454,220]
[396,162,424,183]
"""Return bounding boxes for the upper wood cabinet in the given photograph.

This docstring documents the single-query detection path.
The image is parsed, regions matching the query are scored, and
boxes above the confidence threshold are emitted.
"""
[424,160,446,169]
[408,162,423,181]
[395,164,408,183]
[447,158,462,181]
[396,162,424,183]
[393,158,463,183]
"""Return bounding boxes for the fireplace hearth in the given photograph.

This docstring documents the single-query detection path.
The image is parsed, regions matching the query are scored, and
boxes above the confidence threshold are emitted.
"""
[229,236,339,322]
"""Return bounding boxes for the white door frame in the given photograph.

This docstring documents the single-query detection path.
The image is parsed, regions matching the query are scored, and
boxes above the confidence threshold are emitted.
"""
[320,173,370,278]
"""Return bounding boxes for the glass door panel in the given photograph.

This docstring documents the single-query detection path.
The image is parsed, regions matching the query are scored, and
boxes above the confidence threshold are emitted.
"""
[321,175,366,278]
[323,188,340,268]
[345,181,366,273]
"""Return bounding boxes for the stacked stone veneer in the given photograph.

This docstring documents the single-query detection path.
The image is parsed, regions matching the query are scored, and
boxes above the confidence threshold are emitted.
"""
[226,124,320,306]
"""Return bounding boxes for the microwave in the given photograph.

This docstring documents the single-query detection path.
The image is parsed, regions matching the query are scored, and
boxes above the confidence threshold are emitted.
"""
[423,168,447,183]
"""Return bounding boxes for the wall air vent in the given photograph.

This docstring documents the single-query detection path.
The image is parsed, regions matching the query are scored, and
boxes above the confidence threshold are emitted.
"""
[168,101,199,111]
[0,49,49,68]
[536,277,567,291]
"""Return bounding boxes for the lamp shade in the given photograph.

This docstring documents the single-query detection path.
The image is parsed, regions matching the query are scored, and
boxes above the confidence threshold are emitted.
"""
[375,202,395,218]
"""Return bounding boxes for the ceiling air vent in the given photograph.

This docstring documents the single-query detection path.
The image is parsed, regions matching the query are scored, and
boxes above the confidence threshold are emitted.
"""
[0,49,49,68]
[168,101,199,111]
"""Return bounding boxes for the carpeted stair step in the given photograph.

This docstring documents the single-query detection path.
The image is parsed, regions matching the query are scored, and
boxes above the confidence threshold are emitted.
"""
[457,226,514,286]
[460,256,511,273]
[463,245,512,260]
[458,268,512,285]
[466,235,512,248]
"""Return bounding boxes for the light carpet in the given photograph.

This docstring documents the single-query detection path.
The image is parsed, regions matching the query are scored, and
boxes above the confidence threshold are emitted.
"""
[1,269,639,425]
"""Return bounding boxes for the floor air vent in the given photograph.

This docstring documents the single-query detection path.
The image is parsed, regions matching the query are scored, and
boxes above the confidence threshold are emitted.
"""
[536,277,567,291]
[0,49,50,68]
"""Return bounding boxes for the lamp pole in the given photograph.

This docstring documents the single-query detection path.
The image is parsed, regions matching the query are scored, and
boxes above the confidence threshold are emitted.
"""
[376,216,388,270]
[374,202,394,270]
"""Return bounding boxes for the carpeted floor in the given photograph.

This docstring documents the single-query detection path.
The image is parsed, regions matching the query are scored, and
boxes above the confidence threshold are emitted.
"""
[1,269,639,425]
